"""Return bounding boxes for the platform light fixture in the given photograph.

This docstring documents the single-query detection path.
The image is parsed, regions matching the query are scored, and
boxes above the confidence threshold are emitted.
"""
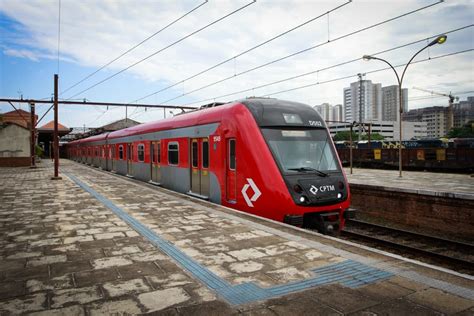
[362,34,447,177]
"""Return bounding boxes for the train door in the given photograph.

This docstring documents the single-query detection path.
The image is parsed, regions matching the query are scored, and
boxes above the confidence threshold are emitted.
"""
[150,141,161,184]
[190,138,210,198]
[127,143,133,176]
[226,138,236,202]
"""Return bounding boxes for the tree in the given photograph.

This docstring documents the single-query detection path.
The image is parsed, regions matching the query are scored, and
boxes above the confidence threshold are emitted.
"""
[447,121,474,138]
[362,133,385,140]
[333,131,357,141]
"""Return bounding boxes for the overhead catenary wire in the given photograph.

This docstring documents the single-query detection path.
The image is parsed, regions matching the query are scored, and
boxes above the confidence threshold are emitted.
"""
[160,24,472,105]
[129,0,352,104]
[65,0,256,100]
[179,49,473,106]
[60,0,208,96]
[133,0,443,105]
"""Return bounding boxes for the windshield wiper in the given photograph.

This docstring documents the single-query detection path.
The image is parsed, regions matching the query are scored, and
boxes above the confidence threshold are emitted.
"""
[288,167,328,177]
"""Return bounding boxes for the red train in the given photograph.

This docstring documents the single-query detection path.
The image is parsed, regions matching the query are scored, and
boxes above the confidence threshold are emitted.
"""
[67,98,354,234]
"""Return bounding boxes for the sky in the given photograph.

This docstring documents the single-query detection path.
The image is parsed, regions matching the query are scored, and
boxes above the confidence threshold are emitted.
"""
[0,0,473,128]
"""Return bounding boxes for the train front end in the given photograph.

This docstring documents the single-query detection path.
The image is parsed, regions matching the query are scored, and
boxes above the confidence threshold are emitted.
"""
[242,99,354,234]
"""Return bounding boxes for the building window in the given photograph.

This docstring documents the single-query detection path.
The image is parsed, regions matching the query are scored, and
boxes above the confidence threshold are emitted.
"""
[168,142,179,165]
[119,145,124,160]
[137,144,145,162]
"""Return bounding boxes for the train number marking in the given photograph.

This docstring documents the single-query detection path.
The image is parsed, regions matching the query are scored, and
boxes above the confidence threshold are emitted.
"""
[308,120,322,127]
[213,136,221,142]
[242,178,261,207]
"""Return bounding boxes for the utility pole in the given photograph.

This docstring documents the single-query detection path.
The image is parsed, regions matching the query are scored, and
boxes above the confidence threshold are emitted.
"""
[357,73,364,142]
[125,106,128,122]
[30,102,36,168]
[51,74,61,180]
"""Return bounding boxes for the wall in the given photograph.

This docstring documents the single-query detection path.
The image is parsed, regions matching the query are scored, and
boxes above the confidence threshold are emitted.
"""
[0,124,30,159]
[350,184,474,239]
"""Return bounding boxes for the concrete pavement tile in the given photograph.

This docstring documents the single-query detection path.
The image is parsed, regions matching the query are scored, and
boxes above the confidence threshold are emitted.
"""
[351,297,444,316]
[74,268,120,287]
[128,251,168,262]
[6,265,48,281]
[138,287,191,313]
[79,239,115,250]
[26,275,73,292]
[146,273,193,289]
[0,292,47,314]
[92,256,133,270]
[353,280,415,301]
[27,255,67,267]
[66,248,107,261]
[312,284,380,314]
[175,300,237,316]
[268,296,342,316]
[102,278,151,297]
[87,299,142,315]
[117,262,162,280]
[0,281,25,300]
[0,259,27,274]
[50,260,92,277]
[51,286,103,308]
[406,288,474,314]
[94,232,125,240]
[105,245,142,256]
[28,305,85,315]
[454,307,474,316]
[63,235,94,244]
[6,251,42,260]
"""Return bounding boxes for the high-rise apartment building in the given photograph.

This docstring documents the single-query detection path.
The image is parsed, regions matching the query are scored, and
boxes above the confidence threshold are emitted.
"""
[343,80,382,123]
[381,85,408,121]
[314,103,344,122]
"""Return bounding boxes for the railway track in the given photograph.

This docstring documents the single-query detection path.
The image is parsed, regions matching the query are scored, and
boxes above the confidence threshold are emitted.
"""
[341,219,474,275]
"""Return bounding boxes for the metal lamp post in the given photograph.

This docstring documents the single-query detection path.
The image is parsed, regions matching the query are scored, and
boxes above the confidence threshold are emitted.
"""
[362,34,447,177]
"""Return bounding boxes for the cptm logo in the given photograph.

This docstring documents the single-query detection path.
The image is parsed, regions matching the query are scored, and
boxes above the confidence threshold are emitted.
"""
[242,178,261,207]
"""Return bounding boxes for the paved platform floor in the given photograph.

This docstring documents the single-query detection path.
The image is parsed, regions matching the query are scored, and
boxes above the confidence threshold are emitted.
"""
[0,160,473,315]
[345,168,474,199]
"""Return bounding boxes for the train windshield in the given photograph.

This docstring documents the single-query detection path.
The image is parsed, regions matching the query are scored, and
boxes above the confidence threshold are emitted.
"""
[262,128,340,173]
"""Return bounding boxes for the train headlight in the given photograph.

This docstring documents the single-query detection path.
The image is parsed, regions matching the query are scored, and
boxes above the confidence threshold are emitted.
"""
[299,196,307,203]
[337,193,342,199]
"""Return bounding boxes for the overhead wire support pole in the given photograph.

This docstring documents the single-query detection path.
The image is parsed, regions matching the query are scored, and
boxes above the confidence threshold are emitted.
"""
[30,102,36,168]
[52,74,61,180]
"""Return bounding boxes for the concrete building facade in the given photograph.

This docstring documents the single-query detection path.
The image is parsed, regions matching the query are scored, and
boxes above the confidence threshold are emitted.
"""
[343,80,382,123]
[381,85,408,121]
[329,121,427,141]
[0,122,31,166]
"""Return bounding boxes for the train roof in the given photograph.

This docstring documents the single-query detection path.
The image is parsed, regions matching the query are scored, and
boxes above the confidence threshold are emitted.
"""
[71,98,325,144]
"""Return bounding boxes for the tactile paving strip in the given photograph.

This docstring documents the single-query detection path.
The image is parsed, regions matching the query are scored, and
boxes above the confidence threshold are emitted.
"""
[65,173,393,305]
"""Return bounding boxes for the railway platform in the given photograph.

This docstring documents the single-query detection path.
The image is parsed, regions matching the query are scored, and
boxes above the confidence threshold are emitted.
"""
[344,167,474,199]
[0,160,473,315]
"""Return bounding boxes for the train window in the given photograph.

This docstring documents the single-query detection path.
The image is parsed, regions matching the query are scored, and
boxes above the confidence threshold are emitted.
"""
[138,144,145,162]
[229,139,236,170]
[202,140,209,168]
[119,145,124,160]
[157,143,161,163]
[192,141,198,168]
[151,143,155,163]
[168,142,179,165]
